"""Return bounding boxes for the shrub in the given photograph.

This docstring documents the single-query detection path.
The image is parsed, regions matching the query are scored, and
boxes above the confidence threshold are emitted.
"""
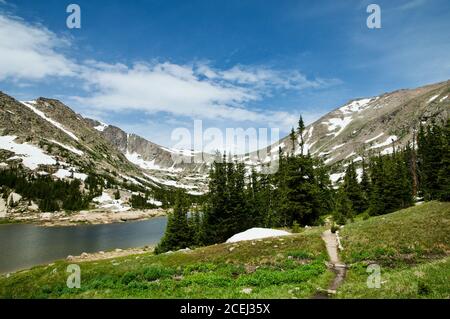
[331,223,339,233]
[292,221,302,233]
[287,250,311,259]
[418,280,431,295]
[143,265,175,281]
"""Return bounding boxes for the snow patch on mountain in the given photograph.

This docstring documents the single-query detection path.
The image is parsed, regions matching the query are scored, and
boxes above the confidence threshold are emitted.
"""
[147,198,163,207]
[339,98,372,114]
[332,143,346,150]
[369,135,398,149]
[345,152,356,159]
[126,151,183,173]
[144,173,199,191]
[93,192,111,203]
[427,94,439,103]
[0,135,56,170]
[93,192,131,212]
[356,168,363,183]
[160,147,201,157]
[330,172,345,184]
[94,122,108,132]
[300,140,316,155]
[187,190,206,196]
[20,101,79,141]
[49,139,84,156]
[119,174,144,186]
[322,116,353,137]
[381,147,395,155]
[53,168,88,181]
[364,133,384,144]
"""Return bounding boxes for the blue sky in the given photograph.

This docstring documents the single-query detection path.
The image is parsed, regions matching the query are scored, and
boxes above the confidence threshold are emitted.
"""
[0,0,449,150]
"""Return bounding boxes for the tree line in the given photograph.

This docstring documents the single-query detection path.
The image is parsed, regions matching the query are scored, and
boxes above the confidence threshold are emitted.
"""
[0,169,89,212]
[333,118,450,223]
[157,117,450,253]
[157,116,333,252]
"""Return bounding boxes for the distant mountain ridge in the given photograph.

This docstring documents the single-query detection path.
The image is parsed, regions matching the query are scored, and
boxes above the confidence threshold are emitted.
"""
[1,79,449,196]
[249,79,450,181]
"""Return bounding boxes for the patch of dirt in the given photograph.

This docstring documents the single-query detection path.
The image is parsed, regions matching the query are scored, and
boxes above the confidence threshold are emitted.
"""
[312,229,347,299]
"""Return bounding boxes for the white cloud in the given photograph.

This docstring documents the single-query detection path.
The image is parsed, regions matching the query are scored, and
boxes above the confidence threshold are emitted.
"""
[196,64,339,90]
[0,12,336,132]
[0,14,76,81]
[73,61,335,127]
[75,61,256,120]
[397,0,428,11]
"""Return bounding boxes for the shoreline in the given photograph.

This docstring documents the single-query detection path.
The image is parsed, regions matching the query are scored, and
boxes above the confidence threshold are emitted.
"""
[0,208,169,227]
[66,245,155,263]
[1,245,156,275]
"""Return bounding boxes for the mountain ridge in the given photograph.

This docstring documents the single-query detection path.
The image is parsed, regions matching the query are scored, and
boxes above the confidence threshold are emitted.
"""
[1,79,449,198]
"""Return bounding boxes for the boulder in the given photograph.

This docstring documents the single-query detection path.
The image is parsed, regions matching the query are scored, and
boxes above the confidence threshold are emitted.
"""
[28,201,39,211]
[241,288,253,294]
[7,192,22,206]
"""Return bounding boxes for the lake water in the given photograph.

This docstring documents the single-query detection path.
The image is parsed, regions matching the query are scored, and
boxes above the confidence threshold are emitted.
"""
[0,217,167,274]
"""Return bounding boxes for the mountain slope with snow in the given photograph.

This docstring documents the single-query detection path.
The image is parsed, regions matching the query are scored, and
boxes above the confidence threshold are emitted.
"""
[250,79,450,175]
[1,79,449,199]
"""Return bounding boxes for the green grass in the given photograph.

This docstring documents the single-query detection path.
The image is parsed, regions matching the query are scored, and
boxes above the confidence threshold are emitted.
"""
[337,257,450,298]
[336,201,450,298]
[2,202,448,299]
[0,218,24,225]
[0,228,333,299]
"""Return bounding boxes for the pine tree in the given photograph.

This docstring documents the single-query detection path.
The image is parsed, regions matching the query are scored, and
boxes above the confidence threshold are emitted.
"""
[203,155,230,244]
[368,156,386,216]
[155,190,193,253]
[342,162,364,215]
[275,147,290,226]
[367,148,414,215]
[289,128,296,154]
[285,155,324,226]
[190,206,204,246]
[418,122,444,200]
[114,189,121,200]
[297,115,306,155]
[360,159,371,212]
[229,160,249,233]
[333,186,353,225]
[437,118,450,201]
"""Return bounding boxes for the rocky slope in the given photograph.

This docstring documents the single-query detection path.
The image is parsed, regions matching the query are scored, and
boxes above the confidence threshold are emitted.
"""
[0,93,205,220]
[249,80,450,181]
[0,79,449,217]
[85,119,211,194]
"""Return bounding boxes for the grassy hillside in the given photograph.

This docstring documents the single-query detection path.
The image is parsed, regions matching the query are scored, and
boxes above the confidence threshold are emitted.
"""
[0,228,333,299]
[337,201,450,298]
[1,202,448,299]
